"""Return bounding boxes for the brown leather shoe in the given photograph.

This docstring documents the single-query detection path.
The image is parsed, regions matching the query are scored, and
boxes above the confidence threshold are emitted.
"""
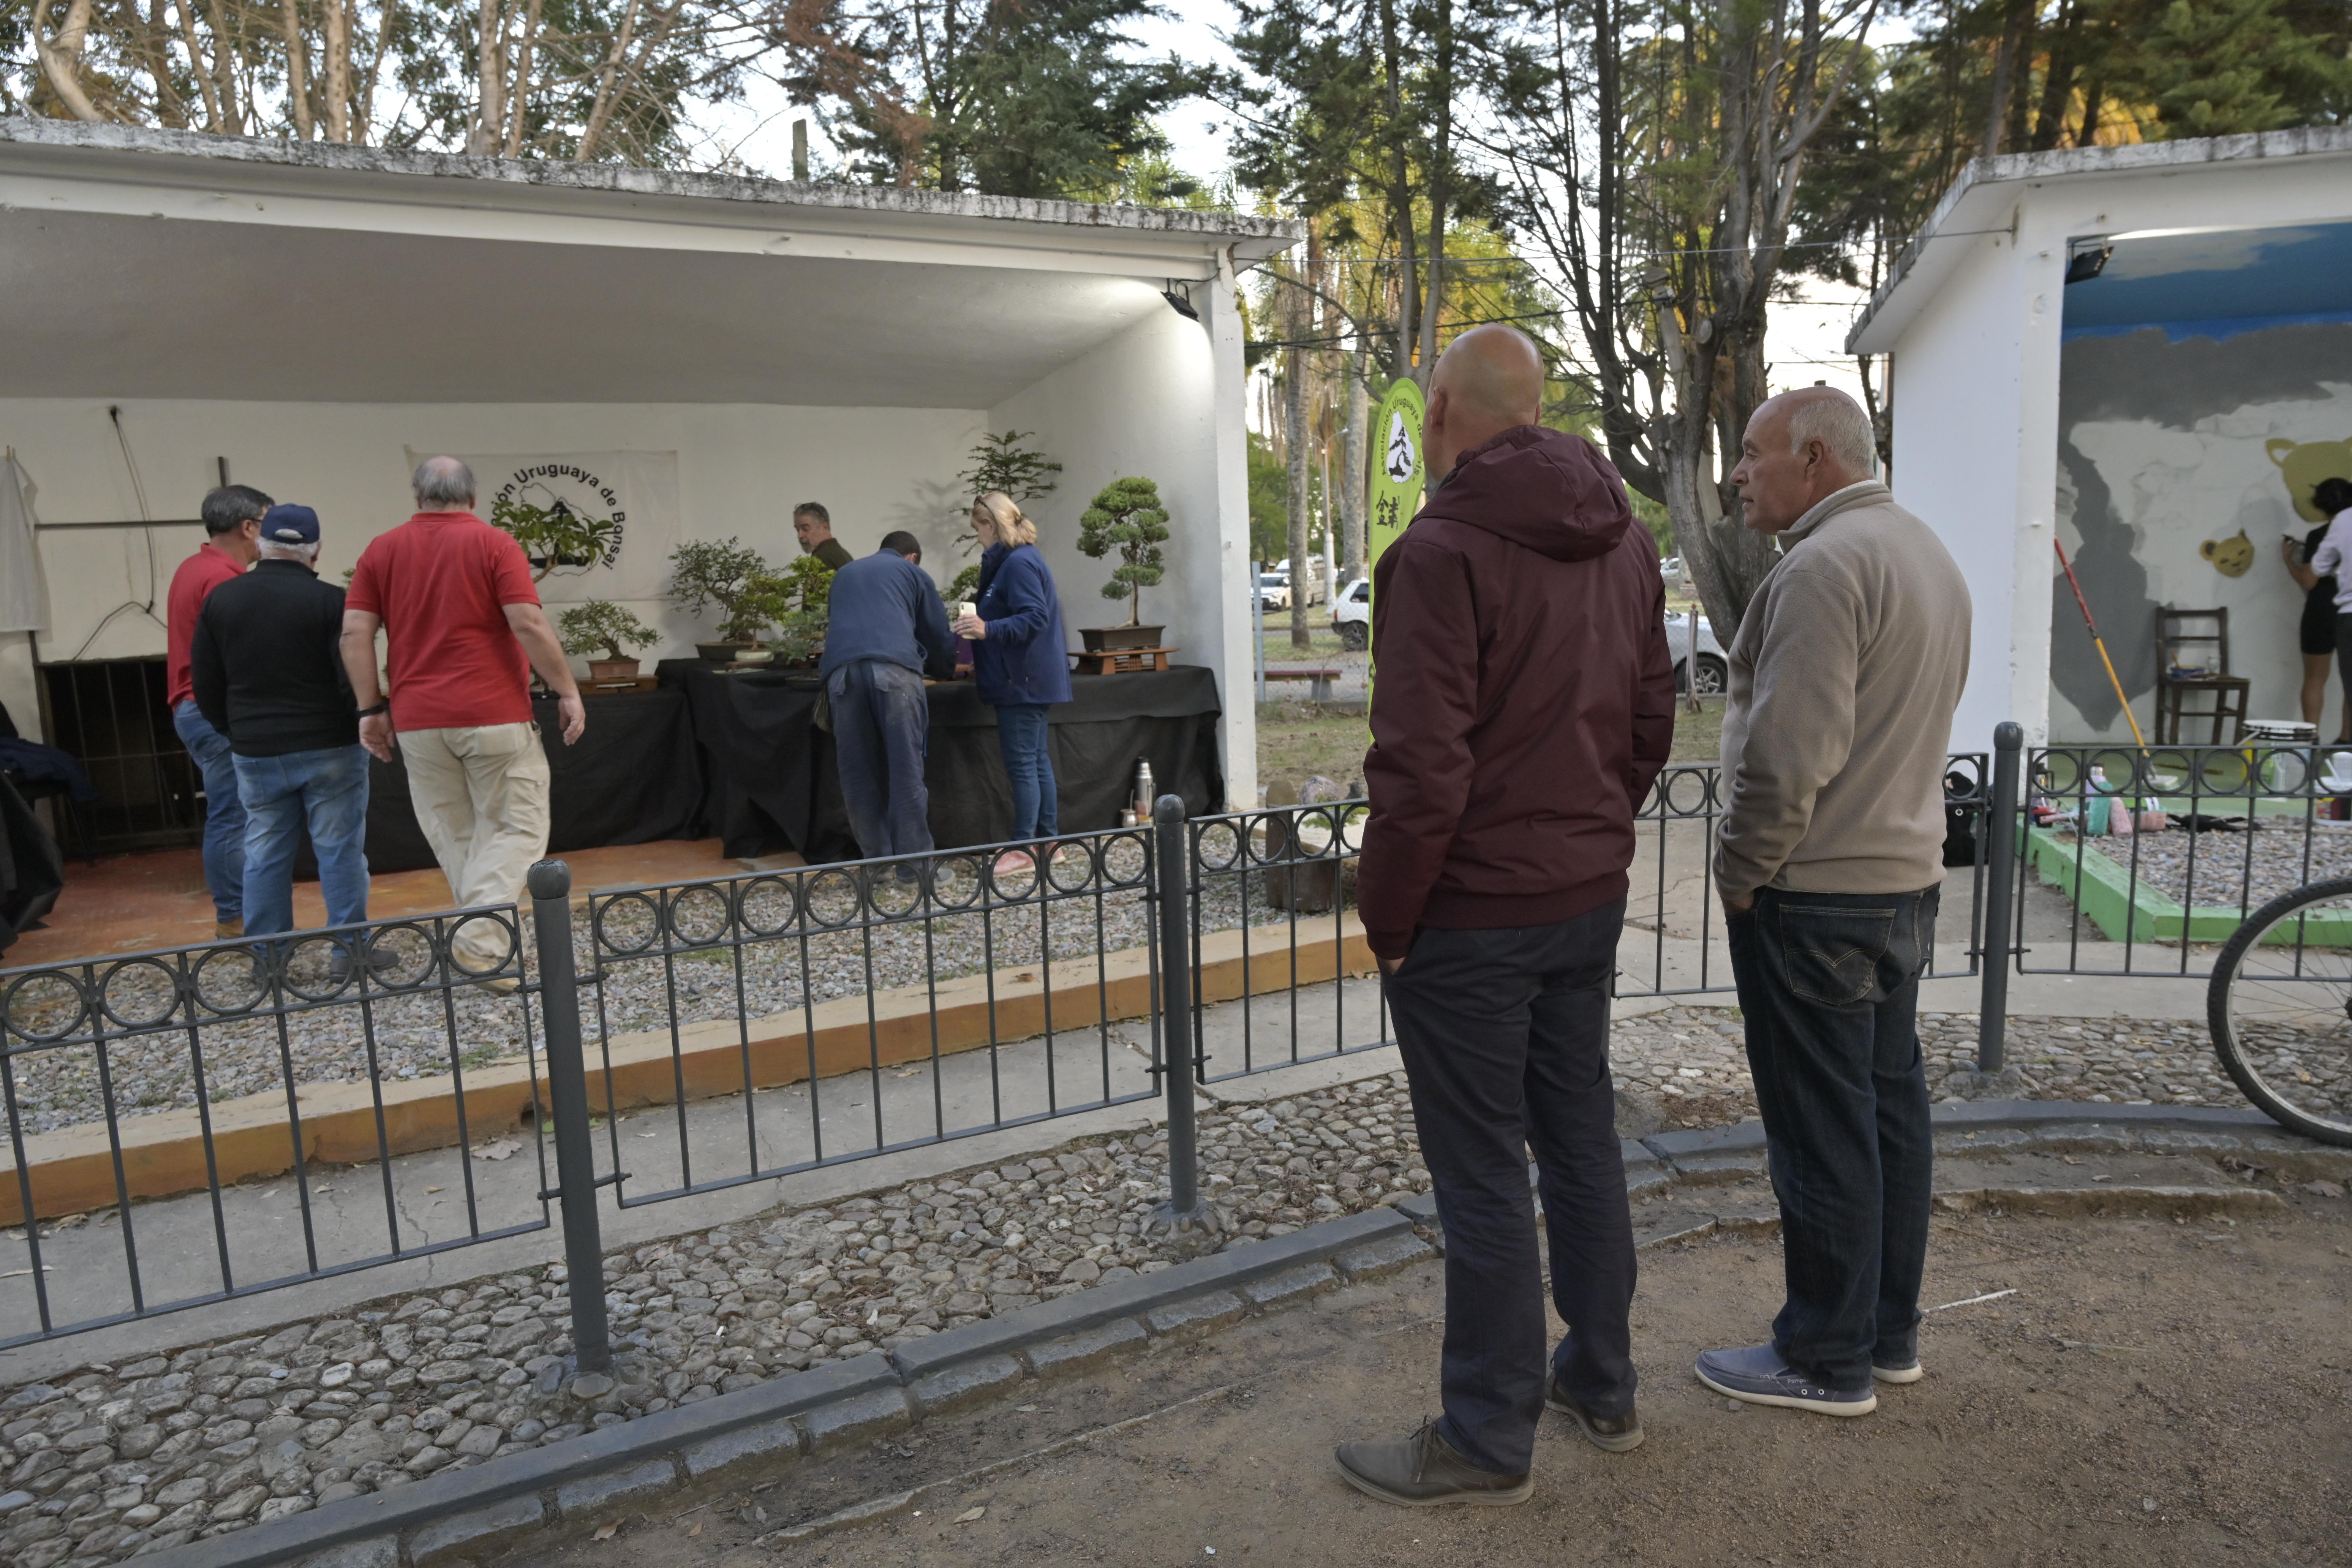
[215,918,243,941]
[1546,1377,1645,1452]
[1334,1419,1532,1507]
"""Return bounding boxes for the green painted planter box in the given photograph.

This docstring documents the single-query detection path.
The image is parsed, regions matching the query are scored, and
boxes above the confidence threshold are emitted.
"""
[2023,825,2352,946]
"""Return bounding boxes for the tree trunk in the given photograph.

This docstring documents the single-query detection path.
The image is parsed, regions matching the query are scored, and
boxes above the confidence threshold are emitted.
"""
[1342,343,1368,581]
[322,0,351,141]
[281,0,315,139]
[33,0,109,120]
[471,0,506,155]
[1285,318,1313,650]
[1412,0,1454,384]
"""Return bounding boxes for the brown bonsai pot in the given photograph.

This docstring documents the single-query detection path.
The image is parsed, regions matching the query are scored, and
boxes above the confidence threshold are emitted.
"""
[588,657,641,683]
[696,641,752,662]
[1080,624,1165,654]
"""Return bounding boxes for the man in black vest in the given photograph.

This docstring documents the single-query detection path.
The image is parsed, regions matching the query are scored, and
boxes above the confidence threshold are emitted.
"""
[193,505,377,969]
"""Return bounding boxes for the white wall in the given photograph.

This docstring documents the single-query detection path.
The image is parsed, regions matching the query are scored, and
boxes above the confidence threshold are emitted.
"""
[1885,221,2036,755]
[0,398,989,740]
[986,289,1256,809]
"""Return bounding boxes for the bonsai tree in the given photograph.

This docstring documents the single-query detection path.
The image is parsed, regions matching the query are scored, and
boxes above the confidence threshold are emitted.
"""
[955,430,1061,558]
[724,555,834,664]
[667,537,773,643]
[1077,477,1170,626]
[492,494,621,582]
[555,601,658,662]
[958,430,1062,505]
[940,563,982,609]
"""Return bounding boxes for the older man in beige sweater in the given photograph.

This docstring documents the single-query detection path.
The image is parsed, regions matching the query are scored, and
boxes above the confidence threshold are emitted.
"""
[1696,387,1970,1419]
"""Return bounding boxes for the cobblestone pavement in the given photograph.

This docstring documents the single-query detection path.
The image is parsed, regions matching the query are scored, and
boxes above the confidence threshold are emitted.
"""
[0,1004,2256,1565]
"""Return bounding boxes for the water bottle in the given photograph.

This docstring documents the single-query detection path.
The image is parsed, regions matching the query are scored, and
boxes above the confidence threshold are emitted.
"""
[1133,759,1156,819]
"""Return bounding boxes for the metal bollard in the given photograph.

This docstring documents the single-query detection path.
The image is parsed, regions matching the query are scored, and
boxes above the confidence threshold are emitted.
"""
[1150,795,1208,1231]
[528,859,612,1374]
[1976,723,2023,1073]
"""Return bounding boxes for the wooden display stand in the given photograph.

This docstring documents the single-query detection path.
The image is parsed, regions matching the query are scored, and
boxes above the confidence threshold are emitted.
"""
[1073,645,1176,675]
[588,674,662,692]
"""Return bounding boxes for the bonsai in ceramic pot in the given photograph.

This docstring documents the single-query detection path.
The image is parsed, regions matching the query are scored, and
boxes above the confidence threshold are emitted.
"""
[1076,476,1170,654]
[668,537,776,661]
[555,601,659,683]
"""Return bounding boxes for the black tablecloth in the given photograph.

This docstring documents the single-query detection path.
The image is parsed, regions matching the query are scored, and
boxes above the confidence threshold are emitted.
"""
[659,661,1225,861]
[0,776,65,957]
[296,687,706,877]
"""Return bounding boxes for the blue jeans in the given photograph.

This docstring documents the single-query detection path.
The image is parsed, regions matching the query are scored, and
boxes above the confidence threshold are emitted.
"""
[830,659,933,866]
[994,703,1058,840]
[1383,903,1637,1475]
[172,700,246,924]
[1726,884,1938,1393]
[236,744,372,937]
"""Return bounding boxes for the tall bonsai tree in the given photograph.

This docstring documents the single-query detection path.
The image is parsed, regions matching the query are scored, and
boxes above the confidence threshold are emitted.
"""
[555,601,658,662]
[1077,477,1170,627]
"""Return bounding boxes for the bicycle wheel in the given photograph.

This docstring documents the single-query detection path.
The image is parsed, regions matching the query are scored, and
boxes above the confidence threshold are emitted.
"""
[2207,876,2352,1148]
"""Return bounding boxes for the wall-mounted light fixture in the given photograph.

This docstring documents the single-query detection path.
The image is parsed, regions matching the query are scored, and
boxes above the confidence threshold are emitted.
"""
[1162,279,1201,321]
[2064,237,2112,284]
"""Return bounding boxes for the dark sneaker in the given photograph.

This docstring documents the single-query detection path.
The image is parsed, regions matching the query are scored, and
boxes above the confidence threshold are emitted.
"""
[1695,1344,1877,1416]
[1334,1419,1532,1508]
[1545,1378,1645,1452]
[1872,1356,1924,1385]
[328,947,400,984]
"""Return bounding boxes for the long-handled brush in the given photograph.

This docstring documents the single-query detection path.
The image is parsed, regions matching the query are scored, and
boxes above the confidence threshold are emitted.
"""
[2054,539,2150,751]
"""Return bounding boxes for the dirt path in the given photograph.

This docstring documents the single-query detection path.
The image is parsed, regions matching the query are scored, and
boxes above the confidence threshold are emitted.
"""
[508,1196,2352,1568]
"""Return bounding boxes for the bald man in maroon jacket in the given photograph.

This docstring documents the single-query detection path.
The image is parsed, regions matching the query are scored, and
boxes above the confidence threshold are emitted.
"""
[1335,326,1675,1508]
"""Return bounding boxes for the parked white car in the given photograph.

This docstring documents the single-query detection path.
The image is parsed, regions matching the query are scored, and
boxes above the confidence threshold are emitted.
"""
[1274,558,1329,605]
[1252,571,1291,612]
[1668,612,1727,695]
[1331,576,1370,651]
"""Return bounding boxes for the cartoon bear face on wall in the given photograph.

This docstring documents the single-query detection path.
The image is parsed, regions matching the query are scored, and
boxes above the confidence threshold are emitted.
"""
[2269,437,2352,522]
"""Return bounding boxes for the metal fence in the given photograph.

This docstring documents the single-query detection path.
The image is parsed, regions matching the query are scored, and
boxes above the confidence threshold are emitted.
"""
[0,738,2208,1359]
[0,909,550,1350]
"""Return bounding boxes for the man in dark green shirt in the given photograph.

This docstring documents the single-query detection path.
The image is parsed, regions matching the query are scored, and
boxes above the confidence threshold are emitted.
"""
[793,501,854,570]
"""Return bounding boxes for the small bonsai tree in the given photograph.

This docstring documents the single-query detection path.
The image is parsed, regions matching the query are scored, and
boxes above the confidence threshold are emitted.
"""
[667,537,773,643]
[726,555,833,664]
[555,601,658,662]
[940,563,983,609]
[1077,477,1170,626]
[492,495,621,582]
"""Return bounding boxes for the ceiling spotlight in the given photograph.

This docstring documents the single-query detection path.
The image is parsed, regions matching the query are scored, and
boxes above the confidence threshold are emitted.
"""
[2064,238,2112,284]
[1162,281,1201,321]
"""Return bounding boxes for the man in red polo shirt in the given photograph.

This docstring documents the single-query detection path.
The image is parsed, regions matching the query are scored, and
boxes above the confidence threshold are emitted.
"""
[340,457,584,978]
[168,485,270,939]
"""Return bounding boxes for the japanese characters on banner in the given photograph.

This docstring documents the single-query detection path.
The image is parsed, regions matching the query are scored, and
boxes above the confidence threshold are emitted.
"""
[1366,378,1425,579]
[1363,379,1424,716]
[412,449,682,604]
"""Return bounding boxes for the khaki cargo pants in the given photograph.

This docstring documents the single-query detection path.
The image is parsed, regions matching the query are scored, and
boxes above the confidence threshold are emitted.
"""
[399,721,551,973]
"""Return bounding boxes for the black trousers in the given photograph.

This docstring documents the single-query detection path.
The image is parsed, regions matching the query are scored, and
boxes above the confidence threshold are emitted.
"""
[1726,885,1937,1392]
[1383,900,1638,1475]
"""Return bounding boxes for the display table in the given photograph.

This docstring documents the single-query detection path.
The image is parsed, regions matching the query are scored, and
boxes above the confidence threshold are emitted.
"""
[314,687,705,877]
[659,661,1224,861]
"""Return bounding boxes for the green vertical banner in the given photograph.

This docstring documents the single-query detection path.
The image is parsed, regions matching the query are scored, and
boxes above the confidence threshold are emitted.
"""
[1366,378,1426,577]
[1363,378,1424,736]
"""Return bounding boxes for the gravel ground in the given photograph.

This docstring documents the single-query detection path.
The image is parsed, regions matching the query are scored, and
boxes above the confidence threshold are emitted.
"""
[0,1001,2273,1565]
[0,844,1330,1139]
[2061,818,2352,909]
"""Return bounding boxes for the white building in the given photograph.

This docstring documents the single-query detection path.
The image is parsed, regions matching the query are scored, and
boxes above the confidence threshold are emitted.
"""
[1847,128,2352,751]
[0,120,1295,815]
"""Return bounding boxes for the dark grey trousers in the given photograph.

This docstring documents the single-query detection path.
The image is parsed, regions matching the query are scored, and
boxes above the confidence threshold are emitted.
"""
[1382,899,1638,1475]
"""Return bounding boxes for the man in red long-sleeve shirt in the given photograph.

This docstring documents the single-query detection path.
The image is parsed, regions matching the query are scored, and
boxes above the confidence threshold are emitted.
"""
[167,485,270,939]
[1337,326,1675,1508]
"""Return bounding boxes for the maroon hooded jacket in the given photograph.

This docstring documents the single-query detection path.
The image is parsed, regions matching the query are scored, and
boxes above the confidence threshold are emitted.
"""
[1358,425,1675,961]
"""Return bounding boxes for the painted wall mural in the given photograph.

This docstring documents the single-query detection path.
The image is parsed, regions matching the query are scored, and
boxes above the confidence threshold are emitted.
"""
[2050,219,2352,744]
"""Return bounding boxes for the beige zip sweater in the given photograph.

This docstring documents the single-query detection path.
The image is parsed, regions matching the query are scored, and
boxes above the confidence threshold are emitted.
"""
[1713,481,1972,902]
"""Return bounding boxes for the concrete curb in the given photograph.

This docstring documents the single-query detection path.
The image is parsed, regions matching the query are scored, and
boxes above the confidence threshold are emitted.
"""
[130,1100,2344,1568]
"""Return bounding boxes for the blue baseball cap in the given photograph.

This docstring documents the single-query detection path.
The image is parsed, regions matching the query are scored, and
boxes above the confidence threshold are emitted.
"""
[261,504,321,544]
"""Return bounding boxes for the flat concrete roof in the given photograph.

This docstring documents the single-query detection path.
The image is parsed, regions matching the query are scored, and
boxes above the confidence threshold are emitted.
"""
[0,120,1301,406]
[1845,126,2352,355]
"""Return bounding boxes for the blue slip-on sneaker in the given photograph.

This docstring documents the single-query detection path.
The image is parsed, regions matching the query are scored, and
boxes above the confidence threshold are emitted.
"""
[1695,1344,1877,1416]
[1871,1357,1924,1385]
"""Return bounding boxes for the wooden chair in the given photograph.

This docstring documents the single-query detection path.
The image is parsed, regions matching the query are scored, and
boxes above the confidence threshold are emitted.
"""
[2154,608,2251,745]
